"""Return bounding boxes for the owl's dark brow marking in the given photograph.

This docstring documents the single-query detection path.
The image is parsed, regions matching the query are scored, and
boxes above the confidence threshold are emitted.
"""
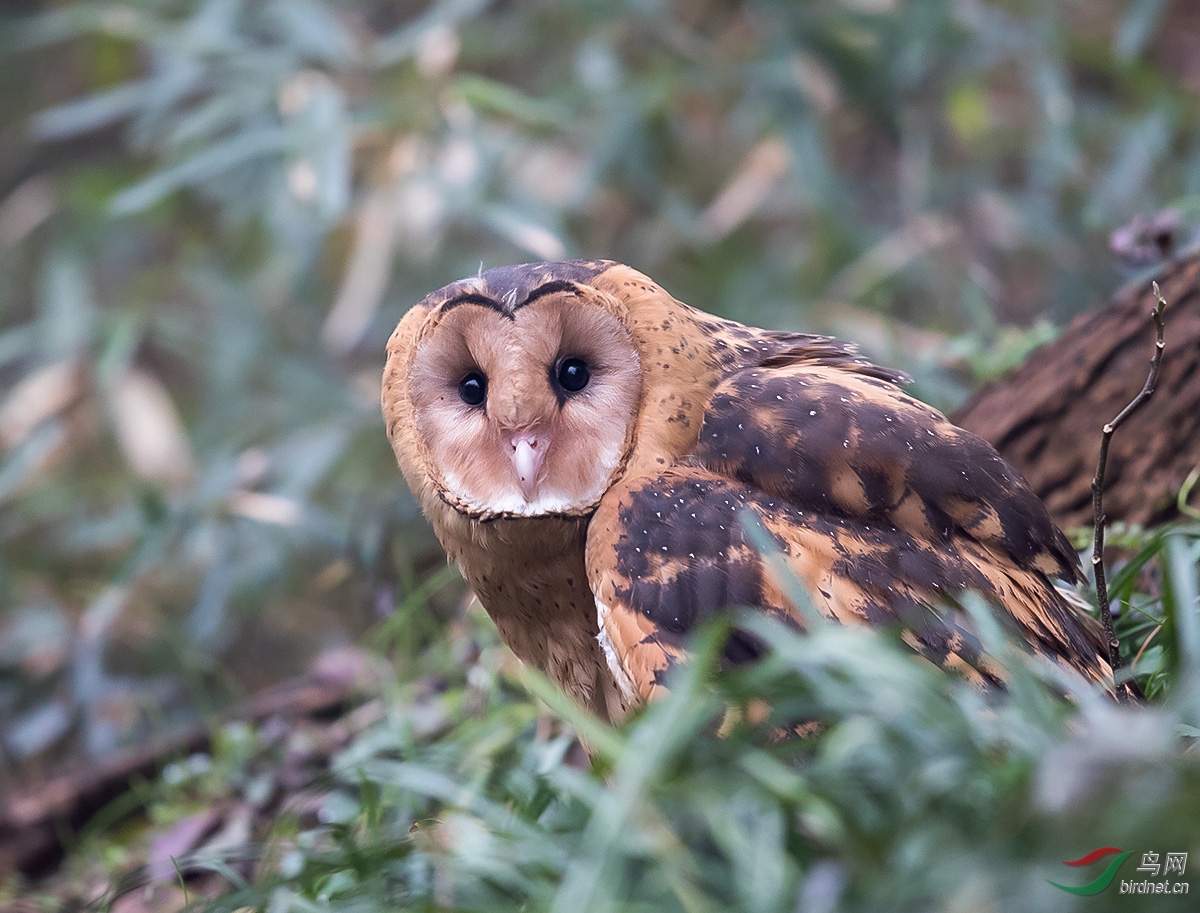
[441,294,513,318]
[514,280,579,310]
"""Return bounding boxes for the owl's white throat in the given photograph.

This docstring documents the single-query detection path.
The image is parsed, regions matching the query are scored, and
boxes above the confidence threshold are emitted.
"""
[439,470,599,519]
[438,437,626,519]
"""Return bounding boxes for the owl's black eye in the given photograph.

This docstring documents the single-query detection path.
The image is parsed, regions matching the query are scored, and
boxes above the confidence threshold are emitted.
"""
[458,371,487,406]
[557,358,590,393]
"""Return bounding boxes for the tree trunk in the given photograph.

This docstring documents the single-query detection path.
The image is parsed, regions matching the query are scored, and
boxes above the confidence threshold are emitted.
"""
[953,252,1200,531]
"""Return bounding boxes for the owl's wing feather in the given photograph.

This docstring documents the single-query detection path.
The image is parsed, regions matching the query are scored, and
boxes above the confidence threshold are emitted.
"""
[587,362,1111,701]
[695,361,1079,582]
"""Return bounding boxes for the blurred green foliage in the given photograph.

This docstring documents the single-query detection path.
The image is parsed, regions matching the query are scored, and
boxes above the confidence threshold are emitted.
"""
[3,0,1200,906]
[75,593,1200,913]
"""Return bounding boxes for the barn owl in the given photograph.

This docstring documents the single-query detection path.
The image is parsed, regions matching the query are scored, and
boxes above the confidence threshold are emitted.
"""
[382,259,1116,722]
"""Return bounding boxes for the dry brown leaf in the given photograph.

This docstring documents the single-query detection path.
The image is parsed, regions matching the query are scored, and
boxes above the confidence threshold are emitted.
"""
[106,369,195,486]
[697,137,791,241]
[0,359,83,451]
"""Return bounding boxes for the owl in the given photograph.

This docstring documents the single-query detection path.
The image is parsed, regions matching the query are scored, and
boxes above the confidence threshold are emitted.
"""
[382,259,1116,723]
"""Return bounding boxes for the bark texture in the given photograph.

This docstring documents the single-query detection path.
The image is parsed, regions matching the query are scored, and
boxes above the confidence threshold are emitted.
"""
[953,252,1200,531]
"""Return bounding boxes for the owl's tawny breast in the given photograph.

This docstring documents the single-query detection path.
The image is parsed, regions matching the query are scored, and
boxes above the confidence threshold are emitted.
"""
[429,506,630,722]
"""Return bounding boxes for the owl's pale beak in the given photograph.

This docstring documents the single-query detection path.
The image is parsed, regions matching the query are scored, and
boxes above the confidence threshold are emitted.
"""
[509,432,545,501]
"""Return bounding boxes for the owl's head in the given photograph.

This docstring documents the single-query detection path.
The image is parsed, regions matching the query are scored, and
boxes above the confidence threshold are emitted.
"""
[385,261,642,520]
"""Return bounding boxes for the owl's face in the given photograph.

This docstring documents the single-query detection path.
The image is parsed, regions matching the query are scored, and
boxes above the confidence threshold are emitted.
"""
[406,289,642,518]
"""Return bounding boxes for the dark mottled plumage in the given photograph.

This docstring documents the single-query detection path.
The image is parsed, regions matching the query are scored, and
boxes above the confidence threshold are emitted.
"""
[383,260,1115,721]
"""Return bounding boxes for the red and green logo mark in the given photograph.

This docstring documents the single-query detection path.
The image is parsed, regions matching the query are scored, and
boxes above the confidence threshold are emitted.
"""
[1049,847,1133,895]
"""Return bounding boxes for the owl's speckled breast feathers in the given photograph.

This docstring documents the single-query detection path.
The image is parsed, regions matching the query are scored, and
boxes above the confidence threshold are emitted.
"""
[382,259,1116,721]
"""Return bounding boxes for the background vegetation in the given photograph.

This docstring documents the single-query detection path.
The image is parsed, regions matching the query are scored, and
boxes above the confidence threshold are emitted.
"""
[1,0,1199,909]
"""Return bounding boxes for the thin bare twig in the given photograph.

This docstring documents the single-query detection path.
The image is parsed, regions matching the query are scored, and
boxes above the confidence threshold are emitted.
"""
[1092,281,1167,696]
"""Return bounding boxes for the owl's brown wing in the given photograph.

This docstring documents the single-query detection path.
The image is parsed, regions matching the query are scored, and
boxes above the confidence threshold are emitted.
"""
[586,363,1112,704]
[696,360,1080,583]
